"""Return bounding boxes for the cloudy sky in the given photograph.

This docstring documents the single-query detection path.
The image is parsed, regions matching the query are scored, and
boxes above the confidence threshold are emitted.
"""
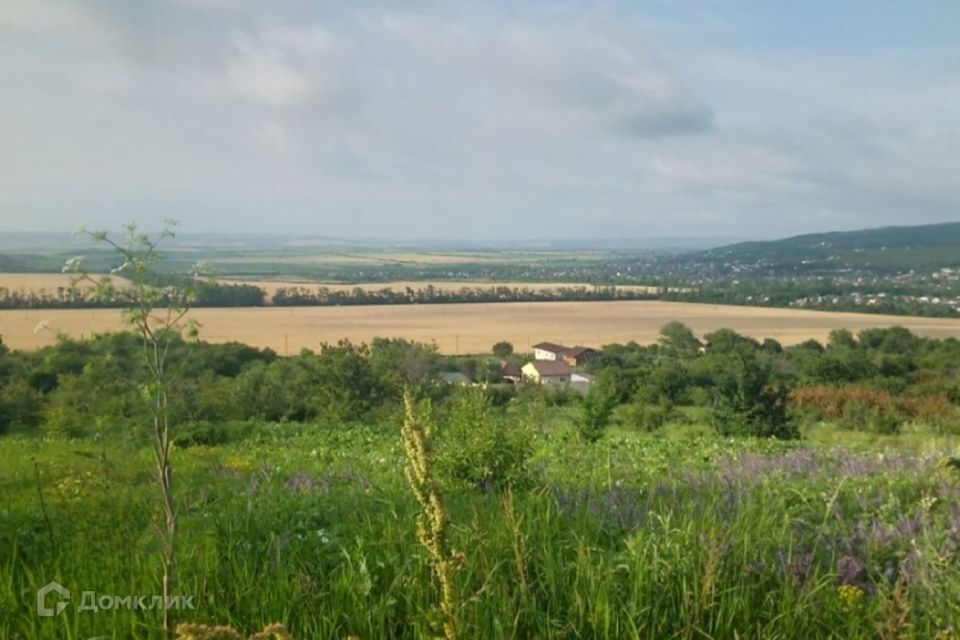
[1,1,958,241]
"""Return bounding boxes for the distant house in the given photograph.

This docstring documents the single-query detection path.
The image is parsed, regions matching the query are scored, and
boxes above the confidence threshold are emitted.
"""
[501,361,523,384]
[533,341,598,365]
[440,371,471,385]
[570,371,596,394]
[522,360,574,385]
[563,346,598,366]
[532,342,569,361]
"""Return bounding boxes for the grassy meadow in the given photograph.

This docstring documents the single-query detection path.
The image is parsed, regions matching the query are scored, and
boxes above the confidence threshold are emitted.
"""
[2,412,959,639]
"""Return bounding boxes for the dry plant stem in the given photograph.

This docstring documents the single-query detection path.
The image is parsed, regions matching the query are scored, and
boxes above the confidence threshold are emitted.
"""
[401,392,459,640]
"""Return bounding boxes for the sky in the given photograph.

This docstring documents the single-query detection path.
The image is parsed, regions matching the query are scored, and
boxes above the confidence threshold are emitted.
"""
[1,1,958,241]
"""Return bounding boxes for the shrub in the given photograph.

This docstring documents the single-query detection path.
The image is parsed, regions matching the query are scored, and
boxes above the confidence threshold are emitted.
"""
[174,420,254,447]
[576,385,617,443]
[709,353,797,439]
[838,402,901,434]
[0,378,44,433]
[436,387,533,492]
[615,400,671,433]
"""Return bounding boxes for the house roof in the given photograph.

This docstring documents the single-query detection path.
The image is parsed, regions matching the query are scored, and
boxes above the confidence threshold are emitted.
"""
[565,346,597,357]
[501,361,522,377]
[525,360,574,376]
[532,341,569,354]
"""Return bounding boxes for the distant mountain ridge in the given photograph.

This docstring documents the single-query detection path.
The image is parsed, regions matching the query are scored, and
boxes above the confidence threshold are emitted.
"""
[698,221,960,269]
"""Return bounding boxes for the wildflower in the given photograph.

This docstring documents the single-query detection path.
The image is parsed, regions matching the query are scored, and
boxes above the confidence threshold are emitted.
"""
[62,256,84,273]
[838,584,865,611]
[223,456,254,472]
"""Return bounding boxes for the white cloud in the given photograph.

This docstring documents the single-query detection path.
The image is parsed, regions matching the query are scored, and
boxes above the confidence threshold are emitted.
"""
[251,120,291,154]
[0,2,958,239]
[228,40,310,107]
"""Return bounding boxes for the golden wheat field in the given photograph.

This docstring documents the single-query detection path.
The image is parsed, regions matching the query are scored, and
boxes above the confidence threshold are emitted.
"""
[3,301,960,355]
[0,273,109,291]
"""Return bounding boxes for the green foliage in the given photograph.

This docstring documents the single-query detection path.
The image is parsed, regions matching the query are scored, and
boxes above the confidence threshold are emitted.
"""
[300,342,385,422]
[706,347,797,439]
[6,320,960,442]
[658,321,702,358]
[614,399,672,433]
[576,384,617,443]
[436,387,533,492]
[0,379,44,432]
[173,420,254,447]
[369,338,440,392]
[491,341,514,357]
[637,359,691,404]
[838,403,902,435]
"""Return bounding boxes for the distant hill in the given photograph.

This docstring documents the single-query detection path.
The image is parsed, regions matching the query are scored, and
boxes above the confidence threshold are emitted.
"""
[696,221,960,272]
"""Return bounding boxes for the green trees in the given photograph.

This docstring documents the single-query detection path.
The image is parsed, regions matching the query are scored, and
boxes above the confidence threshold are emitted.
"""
[300,342,385,422]
[708,352,794,438]
[492,341,514,357]
[369,338,441,392]
[699,330,796,439]
[658,321,702,358]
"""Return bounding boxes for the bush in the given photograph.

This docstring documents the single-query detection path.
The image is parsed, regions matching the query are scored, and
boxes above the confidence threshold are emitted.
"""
[483,384,515,407]
[0,379,44,433]
[174,420,254,447]
[836,402,901,434]
[576,386,617,443]
[614,401,671,433]
[709,353,797,439]
[436,387,533,492]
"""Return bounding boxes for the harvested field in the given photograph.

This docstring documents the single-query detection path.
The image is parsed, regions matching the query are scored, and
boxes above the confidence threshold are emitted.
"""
[0,273,103,291]
[3,301,960,355]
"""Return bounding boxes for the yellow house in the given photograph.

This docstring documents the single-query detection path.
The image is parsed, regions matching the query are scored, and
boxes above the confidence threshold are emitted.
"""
[521,360,574,385]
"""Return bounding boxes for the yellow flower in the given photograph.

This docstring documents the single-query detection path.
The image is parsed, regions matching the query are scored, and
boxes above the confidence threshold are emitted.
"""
[838,584,864,611]
[223,456,254,472]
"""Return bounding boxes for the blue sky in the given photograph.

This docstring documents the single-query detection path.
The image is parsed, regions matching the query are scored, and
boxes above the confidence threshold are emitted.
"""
[1,1,957,240]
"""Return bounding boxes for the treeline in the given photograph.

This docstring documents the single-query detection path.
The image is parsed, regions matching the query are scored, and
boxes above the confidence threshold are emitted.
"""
[272,284,656,306]
[2,323,960,441]
[0,280,266,309]
[0,281,657,309]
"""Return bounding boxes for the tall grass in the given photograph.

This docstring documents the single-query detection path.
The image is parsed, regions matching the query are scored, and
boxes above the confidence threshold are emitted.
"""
[2,420,959,638]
